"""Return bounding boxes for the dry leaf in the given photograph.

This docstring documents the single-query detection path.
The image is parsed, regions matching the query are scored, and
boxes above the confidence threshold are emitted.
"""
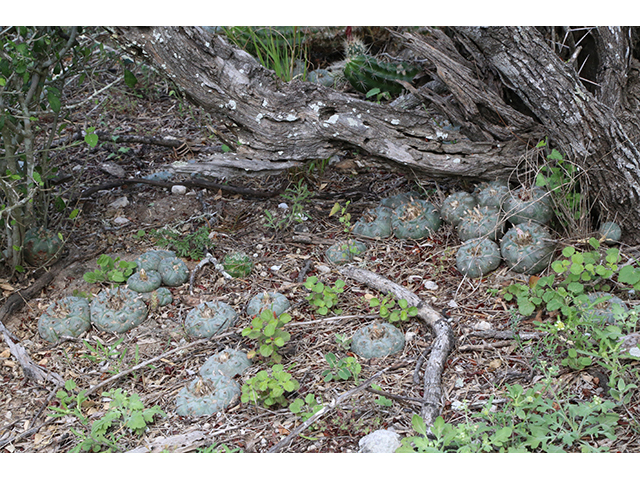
[488,359,502,371]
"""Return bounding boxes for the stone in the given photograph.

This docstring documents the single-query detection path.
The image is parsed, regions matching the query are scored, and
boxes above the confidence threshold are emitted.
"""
[358,429,401,453]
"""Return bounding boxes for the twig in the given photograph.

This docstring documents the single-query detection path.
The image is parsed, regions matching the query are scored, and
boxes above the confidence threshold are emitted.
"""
[188,252,232,295]
[458,340,515,352]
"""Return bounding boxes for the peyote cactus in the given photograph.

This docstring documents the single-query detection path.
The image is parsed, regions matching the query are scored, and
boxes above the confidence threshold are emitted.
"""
[503,186,553,225]
[577,293,628,325]
[475,181,510,210]
[380,192,420,210]
[157,257,189,287]
[222,252,253,278]
[352,206,393,239]
[126,268,162,293]
[38,296,91,343]
[391,200,441,240]
[246,291,290,318]
[440,191,477,226]
[500,222,556,274]
[175,375,241,417]
[456,237,502,278]
[325,239,367,265]
[140,287,173,309]
[23,226,63,266]
[457,205,505,242]
[90,286,148,334]
[184,301,238,338]
[199,348,252,379]
[598,222,621,245]
[351,322,405,359]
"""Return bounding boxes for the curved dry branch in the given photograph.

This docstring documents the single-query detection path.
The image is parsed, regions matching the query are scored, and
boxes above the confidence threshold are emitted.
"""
[339,265,455,427]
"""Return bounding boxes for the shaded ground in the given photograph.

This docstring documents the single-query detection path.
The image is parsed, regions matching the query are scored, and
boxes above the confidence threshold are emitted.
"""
[1,47,639,453]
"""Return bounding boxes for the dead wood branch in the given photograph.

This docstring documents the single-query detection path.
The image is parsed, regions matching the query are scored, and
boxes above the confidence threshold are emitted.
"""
[339,265,455,428]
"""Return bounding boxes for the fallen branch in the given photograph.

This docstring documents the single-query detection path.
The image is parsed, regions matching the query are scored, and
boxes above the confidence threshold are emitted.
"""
[339,265,455,429]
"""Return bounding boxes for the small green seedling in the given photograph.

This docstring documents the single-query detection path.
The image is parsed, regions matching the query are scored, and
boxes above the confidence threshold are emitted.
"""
[289,393,323,421]
[241,364,300,407]
[369,293,418,323]
[83,254,137,284]
[242,309,292,363]
[304,276,345,315]
[322,352,362,384]
[82,337,128,375]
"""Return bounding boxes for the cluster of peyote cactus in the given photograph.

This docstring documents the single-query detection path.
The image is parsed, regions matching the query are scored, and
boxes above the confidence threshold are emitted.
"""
[184,301,238,338]
[351,322,405,359]
[125,250,188,307]
[23,226,63,267]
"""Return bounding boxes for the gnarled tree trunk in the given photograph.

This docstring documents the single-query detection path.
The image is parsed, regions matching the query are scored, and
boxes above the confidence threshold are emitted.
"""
[113,26,640,243]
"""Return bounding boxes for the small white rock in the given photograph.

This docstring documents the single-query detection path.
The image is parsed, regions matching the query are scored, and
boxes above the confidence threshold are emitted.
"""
[424,280,438,290]
[270,265,282,271]
[108,196,129,209]
[113,216,130,225]
[358,429,401,453]
[278,202,289,210]
[448,299,459,309]
[171,185,187,195]
[475,321,492,330]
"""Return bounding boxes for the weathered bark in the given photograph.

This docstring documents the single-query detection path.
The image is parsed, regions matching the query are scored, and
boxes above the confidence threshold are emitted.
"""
[112,26,640,243]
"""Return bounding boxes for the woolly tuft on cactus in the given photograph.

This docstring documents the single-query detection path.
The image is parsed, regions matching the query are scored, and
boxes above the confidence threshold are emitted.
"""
[598,222,621,245]
[184,301,238,338]
[246,292,290,318]
[90,286,148,334]
[199,348,252,379]
[500,222,556,274]
[325,239,368,265]
[391,200,441,240]
[38,296,91,343]
[456,238,502,278]
[175,375,241,417]
[503,186,553,225]
[440,191,477,226]
[457,206,505,242]
[352,206,393,239]
[380,192,420,210]
[351,322,405,359]
[24,227,63,266]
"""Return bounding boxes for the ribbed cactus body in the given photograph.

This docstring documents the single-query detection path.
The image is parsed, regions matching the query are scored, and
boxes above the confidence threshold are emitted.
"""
[343,54,419,95]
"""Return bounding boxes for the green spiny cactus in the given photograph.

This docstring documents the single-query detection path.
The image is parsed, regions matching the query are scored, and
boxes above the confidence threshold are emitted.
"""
[457,205,505,242]
[441,191,478,226]
[343,54,420,96]
[38,296,91,343]
[500,222,556,274]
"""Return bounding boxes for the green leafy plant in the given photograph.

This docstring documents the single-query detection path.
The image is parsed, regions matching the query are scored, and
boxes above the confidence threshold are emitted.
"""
[196,442,244,453]
[369,293,418,323]
[330,200,353,234]
[241,364,300,408]
[48,379,90,426]
[398,376,619,452]
[304,276,345,315]
[334,332,352,351]
[222,27,307,82]
[263,179,312,231]
[289,393,323,421]
[322,352,362,384]
[0,27,98,273]
[150,225,214,260]
[82,337,127,375]
[83,254,137,284]
[241,309,292,363]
